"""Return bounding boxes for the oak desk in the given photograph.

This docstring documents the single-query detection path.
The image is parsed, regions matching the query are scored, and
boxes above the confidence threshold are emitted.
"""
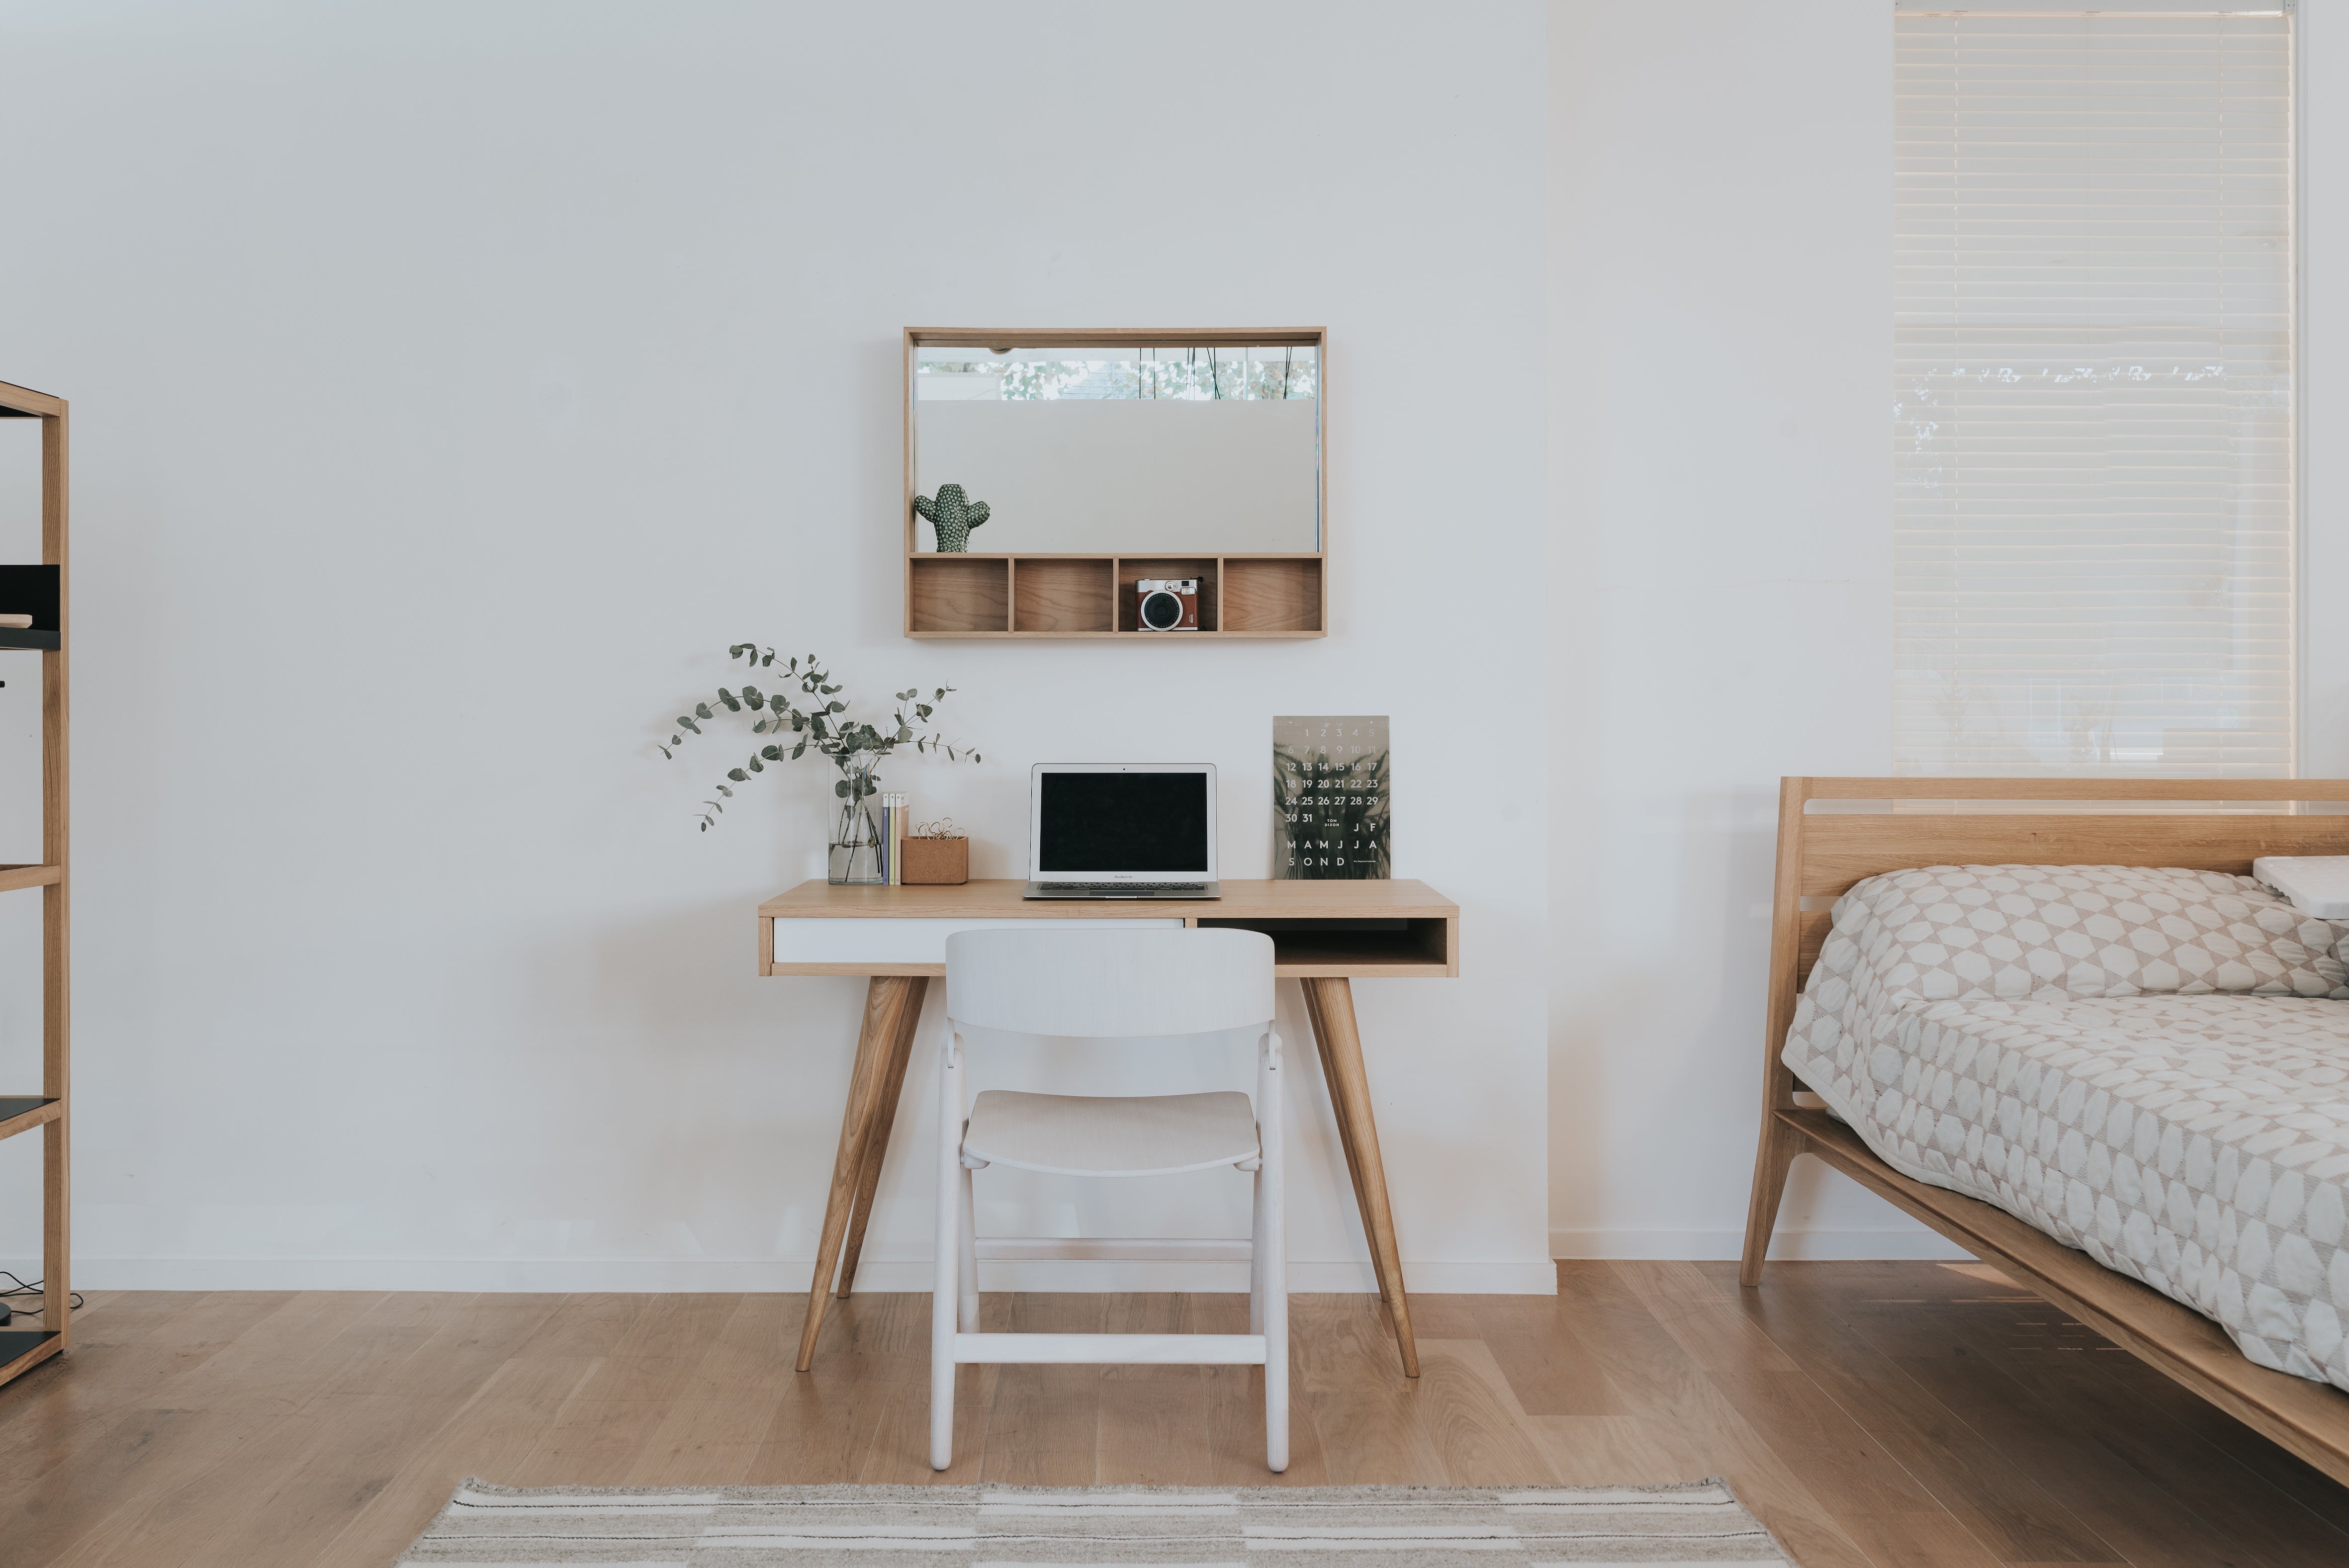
[759,877,1459,1378]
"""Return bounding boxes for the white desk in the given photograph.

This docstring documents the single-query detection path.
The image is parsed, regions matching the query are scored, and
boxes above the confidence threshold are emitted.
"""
[759,877,1460,1377]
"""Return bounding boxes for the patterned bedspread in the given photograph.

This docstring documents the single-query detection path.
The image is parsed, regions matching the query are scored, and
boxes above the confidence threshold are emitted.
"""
[1783,864,2349,1389]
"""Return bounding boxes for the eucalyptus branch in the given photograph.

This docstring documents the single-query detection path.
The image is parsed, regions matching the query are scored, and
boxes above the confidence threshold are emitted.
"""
[653,644,981,830]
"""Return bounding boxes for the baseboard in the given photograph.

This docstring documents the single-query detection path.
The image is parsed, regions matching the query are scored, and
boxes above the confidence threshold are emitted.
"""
[29,1256,1562,1295]
[1548,1228,1973,1262]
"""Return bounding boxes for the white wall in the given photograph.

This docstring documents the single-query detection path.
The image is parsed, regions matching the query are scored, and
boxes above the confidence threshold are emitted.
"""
[1546,0,1963,1258]
[0,0,1553,1293]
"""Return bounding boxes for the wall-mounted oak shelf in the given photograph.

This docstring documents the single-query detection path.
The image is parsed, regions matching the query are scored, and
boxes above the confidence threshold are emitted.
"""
[903,328,1328,640]
[0,377,68,1393]
[906,553,1325,638]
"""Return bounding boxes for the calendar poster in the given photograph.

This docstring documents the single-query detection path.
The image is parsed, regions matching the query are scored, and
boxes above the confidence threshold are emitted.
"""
[1272,715,1391,879]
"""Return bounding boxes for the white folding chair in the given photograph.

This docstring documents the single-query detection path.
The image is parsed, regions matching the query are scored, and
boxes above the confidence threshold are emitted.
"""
[930,926,1287,1472]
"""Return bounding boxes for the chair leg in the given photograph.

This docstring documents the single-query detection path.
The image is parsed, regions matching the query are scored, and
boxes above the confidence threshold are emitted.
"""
[931,1031,963,1471]
[958,1164,981,1332]
[1260,1032,1288,1474]
[1249,1164,1265,1336]
[1740,1110,1806,1288]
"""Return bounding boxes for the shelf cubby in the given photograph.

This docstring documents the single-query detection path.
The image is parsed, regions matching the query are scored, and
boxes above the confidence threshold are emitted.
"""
[0,1330,62,1384]
[1012,556,1114,633]
[0,564,60,650]
[906,555,1009,634]
[1116,556,1220,632]
[1221,556,1323,634]
[0,1097,59,1143]
[1195,915,1455,975]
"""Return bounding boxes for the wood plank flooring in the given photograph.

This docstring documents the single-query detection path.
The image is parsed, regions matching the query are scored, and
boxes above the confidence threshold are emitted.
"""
[3,1260,2347,1566]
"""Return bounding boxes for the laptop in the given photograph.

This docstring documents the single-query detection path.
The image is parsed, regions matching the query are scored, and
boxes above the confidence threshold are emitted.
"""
[1023,763,1221,899]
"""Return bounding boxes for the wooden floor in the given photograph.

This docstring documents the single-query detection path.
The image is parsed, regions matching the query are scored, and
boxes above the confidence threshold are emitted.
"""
[5,1261,2349,1566]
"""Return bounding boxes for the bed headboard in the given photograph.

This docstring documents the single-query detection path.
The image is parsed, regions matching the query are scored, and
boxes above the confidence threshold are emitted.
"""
[1764,777,2349,1108]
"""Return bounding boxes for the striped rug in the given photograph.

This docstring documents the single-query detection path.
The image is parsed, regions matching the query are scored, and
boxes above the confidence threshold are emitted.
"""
[397,1479,1792,1565]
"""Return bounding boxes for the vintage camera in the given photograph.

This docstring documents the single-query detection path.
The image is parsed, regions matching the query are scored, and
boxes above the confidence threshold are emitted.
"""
[1135,577,1200,631]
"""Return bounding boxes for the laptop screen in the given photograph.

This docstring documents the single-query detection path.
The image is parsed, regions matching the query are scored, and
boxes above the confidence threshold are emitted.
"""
[1038,770,1210,873]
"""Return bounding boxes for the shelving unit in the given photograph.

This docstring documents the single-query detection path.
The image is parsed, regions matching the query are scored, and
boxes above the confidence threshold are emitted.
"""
[905,552,1326,638]
[903,328,1329,639]
[0,377,67,1390]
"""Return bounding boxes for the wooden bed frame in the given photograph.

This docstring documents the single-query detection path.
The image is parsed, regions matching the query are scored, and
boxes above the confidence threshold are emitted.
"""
[1740,776,2349,1488]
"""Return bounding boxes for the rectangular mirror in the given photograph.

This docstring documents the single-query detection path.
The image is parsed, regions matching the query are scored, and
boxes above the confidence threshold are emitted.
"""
[909,335,1321,555]
[903,329,1328,639]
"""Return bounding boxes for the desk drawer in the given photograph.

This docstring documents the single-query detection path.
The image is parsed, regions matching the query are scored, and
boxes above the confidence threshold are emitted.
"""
[768,916,1183,970]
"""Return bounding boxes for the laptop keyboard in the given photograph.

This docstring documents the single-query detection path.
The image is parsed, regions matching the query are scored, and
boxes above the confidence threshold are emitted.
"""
[1039,881,1210,892]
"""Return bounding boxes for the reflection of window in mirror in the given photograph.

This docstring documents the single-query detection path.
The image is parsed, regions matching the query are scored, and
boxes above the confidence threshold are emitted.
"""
[911,345,1321,555]
[916,346,1319,403]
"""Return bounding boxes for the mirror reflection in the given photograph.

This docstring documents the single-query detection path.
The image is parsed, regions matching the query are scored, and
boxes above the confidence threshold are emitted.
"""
[912,344,1321,554]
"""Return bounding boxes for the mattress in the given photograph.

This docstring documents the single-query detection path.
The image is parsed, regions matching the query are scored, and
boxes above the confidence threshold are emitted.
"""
[1784,864,2349,1390]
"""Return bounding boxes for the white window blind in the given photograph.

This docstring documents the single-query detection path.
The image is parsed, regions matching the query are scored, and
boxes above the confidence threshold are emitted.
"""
[1894,8,2294,776]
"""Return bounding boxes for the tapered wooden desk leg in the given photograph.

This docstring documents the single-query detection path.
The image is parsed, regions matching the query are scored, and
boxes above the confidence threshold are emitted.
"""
[796,976,919,1372]
[837,975,929,1299]
[1303,976,1419,1378]
[1301,982,1383,1296]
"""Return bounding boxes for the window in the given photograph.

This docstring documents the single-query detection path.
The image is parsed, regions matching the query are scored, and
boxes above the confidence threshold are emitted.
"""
[1894,6,2294,775]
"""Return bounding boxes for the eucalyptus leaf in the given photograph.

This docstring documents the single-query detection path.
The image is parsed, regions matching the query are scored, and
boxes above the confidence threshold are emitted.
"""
[649,645,981,832]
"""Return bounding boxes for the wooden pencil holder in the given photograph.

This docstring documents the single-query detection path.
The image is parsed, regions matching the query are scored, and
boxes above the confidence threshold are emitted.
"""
[901,835,969,885]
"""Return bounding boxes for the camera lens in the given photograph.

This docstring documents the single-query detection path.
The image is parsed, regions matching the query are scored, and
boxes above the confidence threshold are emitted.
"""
[1140,590,1181,630]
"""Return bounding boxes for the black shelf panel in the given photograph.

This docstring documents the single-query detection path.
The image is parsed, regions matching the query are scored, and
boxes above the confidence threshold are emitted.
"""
[0,1329,60,1379]
[0,564,59,649]
[0,1096,56,1123]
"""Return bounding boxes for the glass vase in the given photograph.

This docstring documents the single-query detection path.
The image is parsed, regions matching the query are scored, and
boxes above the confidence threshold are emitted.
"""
[827,756,885,885]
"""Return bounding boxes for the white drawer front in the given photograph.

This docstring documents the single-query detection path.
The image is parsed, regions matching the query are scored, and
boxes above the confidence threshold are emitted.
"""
[770,916,1183,967]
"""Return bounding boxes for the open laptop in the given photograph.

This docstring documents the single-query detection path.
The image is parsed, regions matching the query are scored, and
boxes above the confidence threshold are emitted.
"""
[1023,763,1221,899]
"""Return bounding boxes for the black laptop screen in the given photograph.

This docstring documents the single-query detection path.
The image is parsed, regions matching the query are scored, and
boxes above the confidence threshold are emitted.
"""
[1038,771,1210,873]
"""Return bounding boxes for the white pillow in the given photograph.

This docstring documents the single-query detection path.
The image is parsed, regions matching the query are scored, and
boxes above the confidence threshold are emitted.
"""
[2254,856,2349,919]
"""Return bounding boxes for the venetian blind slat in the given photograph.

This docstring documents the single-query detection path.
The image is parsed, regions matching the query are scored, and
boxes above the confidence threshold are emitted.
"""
[1893,10,2292,778]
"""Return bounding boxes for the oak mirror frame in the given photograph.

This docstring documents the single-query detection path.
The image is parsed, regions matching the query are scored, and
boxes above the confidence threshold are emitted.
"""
[903,328,1328,640]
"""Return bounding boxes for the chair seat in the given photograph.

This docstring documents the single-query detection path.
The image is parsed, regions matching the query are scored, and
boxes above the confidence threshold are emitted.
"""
[963,1089,1259,1177]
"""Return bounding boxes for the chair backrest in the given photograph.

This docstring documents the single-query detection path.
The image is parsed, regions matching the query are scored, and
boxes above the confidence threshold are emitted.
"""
[945,927,1275,1039]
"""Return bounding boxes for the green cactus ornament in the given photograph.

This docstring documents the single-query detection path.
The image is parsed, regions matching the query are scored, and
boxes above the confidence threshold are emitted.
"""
[913,483,991,552]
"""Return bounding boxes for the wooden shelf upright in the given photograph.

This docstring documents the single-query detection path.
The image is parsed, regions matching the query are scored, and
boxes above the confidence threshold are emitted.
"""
[0,377,67,1388]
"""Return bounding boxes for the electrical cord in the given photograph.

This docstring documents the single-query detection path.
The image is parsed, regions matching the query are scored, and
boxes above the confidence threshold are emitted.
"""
[0,1269,82,1314]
